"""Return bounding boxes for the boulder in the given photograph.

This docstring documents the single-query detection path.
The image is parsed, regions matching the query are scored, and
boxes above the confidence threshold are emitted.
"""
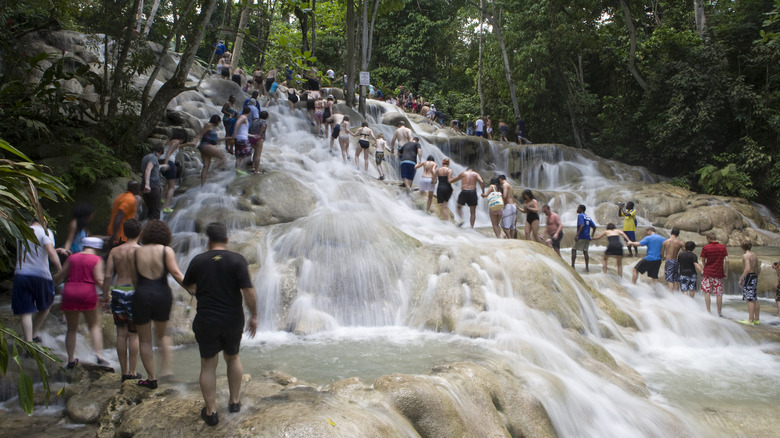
[228,171,317,226]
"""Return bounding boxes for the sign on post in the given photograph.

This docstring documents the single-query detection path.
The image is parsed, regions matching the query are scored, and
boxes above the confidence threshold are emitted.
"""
[359,71,370,86]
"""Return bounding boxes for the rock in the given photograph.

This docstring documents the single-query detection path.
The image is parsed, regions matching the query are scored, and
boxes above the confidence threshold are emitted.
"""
[227,171,316,226]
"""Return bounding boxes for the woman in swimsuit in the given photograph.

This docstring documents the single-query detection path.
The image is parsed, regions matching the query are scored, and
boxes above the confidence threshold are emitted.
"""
[338,116,352,162]
[435,158,454,221]
[314,96,325,135]
[520,188,540,242]
[414,155,438,214]
[56,237,106,368]
[251,111,269,174]
[593,223,632,276]
[132,220,185,389]
[284,82,300,115]
[323,95,335,138]
[189,115,227,187]
[483,177,504,238]
[353,122,376,171]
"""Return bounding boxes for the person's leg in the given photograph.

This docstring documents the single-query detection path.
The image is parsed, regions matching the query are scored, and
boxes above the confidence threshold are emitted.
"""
[153,320,172,377]
[747,300,756,323]
[31,307,51,340]
[754,300,760,323]
[616,256,623,277]
[632,267,639,284]
[136,322,155,379]
[128,332,139,375]
[363,149,370,171]
[116,325,129,375]
[469,205,477,228]
[602,255,608,274]
[64,311,80,363]
[524,221,531,240]
[20,313,34,342]
[426,192,433,213]
[571,249,577,269]
[200,354,219,415]
[531,220,540,242]
[224,352,243,405]
[163,179,175,211]
[456,204,464,224]
[490,214,501,238]
[200,154,212,187]
[84,308,104,360]
[583,250,590,272]
[716,294,723,317]
[704,293,711,313]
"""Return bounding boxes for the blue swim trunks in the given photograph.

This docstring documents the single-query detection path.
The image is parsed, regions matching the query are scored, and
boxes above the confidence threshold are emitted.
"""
[400,161,416,181]
[111,285,137,333]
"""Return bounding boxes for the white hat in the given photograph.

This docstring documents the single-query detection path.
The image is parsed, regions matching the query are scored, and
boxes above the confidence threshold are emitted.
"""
[82,237,103,250]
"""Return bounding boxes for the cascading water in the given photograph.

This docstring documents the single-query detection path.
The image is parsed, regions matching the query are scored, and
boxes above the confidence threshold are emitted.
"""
[14,80,777,436]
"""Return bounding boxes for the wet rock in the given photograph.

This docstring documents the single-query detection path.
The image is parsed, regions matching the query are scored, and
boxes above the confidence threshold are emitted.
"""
[228,171,316,226]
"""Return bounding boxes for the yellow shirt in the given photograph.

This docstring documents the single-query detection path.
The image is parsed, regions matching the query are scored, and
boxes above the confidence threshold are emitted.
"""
[622,208,637,232]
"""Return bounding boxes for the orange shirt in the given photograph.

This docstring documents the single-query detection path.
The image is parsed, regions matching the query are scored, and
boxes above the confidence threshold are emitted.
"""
[107,191,136,244]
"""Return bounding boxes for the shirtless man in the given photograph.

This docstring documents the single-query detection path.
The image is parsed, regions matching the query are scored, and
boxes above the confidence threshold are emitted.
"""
[498,175,516,239]
[101,218,142,382]
[390,121,414,156]
[451,168,485,228]
[738,242,760,325]
[661,228,685,292]
[542,204,563,257]
[264,67,278,93]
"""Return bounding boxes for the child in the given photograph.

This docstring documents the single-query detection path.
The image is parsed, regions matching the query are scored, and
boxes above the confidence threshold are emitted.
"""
[678,241,703,298]
[738,241,760,325]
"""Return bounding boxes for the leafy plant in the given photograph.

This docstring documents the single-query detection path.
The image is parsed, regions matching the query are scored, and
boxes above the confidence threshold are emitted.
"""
[695,163,758,199]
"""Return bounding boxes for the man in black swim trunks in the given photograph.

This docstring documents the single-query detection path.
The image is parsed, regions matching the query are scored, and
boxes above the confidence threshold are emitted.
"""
[183,222,258,427]
[451,168,485,228]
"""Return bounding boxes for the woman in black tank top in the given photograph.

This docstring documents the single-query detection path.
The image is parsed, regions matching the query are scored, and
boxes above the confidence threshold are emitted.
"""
[435,158,454,221]
[133,220,186,389]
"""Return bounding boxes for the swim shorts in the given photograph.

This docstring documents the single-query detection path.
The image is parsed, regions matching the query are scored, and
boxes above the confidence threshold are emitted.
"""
[625,231,636,242]
[193,315,244,358]
[742,273,758,301]
[11,275,55,315]
[159,159,176,180]
[635,258,662,279]
[172,127,189,142]
[664,259,680,283]
[574,239,591,252]
[400,162,416,181]
[235,139,252,158]
[419,177,435,193]
[331,123,341,139]
[110,285,137,333]
[375,151,384,165]
[701,277,724,296]
[132,287,173,325]
[679,274,697,292]
[776,283,780,302]
[457,190,478,207]
[549,231,563,249]
[501,204,517,229]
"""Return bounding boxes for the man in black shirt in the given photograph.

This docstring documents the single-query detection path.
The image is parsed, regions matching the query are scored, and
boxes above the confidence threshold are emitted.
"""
[398,136,422,189]
[183,222,258,426]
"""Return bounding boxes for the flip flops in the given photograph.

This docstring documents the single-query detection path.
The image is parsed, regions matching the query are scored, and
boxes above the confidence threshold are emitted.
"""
[137,379,158,389]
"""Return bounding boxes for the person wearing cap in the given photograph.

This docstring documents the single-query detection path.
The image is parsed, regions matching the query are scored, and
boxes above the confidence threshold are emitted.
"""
[55,236,107,368]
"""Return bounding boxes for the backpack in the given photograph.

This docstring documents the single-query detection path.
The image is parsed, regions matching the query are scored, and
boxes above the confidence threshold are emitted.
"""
[487,191,504,212]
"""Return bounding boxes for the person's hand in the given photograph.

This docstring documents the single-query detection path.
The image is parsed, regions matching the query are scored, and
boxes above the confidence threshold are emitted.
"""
[246,317,258,338]
[144,185,151,193]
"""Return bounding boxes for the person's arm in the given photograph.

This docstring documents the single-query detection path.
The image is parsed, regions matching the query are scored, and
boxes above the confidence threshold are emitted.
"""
[592,231,606,240]
[110,210,125,246]
[164,246,186,286]
[233,116,246,136]
[477,175,485,195]
[590,224,596,238]
[739,253,750,284]
[143,160,154,193]
[618,230,631,242]
[416,147,422,164]
[45,243,62,275]
[661,240,669,261]
[93,259,105,295]
[552,217,561,239]
[102,251,115,302]
[61,219,77,254]
[53,259,70,285]
[575,219,584,241]
[723,255,729,279]
[527,200,539,213]
[414,161,424,169]
[449,172,463,184]
[242,287,258,337]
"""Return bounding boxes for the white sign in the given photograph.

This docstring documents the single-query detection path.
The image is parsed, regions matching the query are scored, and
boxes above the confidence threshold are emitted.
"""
[359,71,370,86]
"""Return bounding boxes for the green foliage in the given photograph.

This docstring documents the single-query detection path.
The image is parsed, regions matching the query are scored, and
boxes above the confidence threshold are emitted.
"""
[695,163,758,200]
[0,322,62,415]
[59,134,130,188]
[0,139,70,273]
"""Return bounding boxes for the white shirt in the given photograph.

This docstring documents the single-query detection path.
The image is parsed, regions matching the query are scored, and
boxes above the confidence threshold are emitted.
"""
[326,69,335,79]
[475,119,485,131]
[15,224,55,279]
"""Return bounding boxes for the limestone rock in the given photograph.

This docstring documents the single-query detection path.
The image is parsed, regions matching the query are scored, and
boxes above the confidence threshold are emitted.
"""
[227,171,317,226]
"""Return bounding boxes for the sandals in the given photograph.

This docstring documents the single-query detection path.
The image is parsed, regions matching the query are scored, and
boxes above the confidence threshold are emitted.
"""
[66,359,79,369]
[121,373,143,382]
[137,379,158,389]
[228,402,241,413]
[96,356,109,366]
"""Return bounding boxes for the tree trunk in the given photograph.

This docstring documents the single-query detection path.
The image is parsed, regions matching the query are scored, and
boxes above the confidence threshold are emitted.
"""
[311,0,317,56]
[345,0,356,107]
[488,6,520,121]
[619,0,648,92]
[693,0,708,43]
[135,0,145,33]
[142,0,162,38]
[477,0,484,117]
[232,5,251,67]
[259,0,278,68]
[141,0,196,112]
[134,0,219,142]
[108,0,143,119]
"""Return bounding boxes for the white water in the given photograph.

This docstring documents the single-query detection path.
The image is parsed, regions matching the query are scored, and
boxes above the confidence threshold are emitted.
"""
[19,83,778,436]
